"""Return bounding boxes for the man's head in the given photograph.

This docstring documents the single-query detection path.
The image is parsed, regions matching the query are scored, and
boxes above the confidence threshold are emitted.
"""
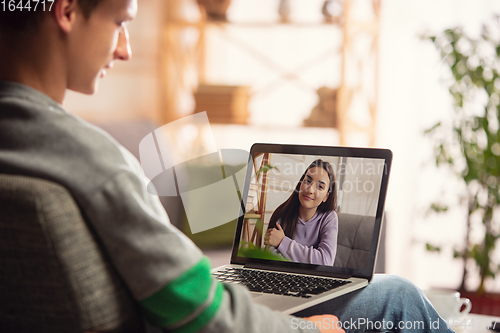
[61,0,138,94]
[0,0,137,99]
[0,0,106,31]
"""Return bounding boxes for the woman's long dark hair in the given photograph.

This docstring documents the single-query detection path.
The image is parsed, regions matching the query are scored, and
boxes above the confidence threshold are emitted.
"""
[267,159,337,239]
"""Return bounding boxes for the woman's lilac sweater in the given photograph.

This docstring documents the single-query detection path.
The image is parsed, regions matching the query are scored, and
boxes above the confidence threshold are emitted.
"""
[276,210,338,265]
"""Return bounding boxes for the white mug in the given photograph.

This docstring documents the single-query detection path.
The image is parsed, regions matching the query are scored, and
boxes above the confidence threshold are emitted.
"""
[424,289,472,322]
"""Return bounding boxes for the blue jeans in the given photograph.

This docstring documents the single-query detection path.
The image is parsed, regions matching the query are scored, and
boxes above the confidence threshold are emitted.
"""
[294,275,454,333]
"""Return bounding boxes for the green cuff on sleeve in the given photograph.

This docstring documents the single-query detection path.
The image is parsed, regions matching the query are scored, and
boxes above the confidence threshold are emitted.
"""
[139,256,224,332]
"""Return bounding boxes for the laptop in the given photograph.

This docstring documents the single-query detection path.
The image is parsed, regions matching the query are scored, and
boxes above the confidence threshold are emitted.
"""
[212,143,392,315]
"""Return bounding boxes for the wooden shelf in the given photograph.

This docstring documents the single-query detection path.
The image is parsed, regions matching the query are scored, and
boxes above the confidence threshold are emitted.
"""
[244,213,261,219]
[165,20,343,28]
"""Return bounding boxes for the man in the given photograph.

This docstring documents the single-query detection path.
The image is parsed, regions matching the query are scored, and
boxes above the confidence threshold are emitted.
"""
[0,1,452,332]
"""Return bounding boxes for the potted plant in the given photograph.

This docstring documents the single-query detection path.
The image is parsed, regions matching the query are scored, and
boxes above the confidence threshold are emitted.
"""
[425,23,500,314]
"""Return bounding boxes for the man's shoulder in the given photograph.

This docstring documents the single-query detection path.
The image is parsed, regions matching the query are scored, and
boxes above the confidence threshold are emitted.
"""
[0,92,122,161]
[0,80,58,110]
[0,82,140,196]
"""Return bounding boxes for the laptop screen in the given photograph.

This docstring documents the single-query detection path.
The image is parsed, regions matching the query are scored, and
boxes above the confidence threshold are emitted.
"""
[231,144,392,280]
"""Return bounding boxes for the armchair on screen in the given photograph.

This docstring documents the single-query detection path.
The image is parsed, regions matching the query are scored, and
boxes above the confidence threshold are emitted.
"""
[333,213,386,272]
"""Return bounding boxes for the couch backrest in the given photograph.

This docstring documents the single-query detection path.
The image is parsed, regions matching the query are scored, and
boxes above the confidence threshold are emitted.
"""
[0,174,144,333]
[333,213,375,269]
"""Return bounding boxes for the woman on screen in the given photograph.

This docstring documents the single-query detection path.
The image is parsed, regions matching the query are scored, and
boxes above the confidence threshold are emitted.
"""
[264,159,338,265]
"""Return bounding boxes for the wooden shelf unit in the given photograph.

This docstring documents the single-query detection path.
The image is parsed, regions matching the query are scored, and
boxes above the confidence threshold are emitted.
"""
[161,0,381,147]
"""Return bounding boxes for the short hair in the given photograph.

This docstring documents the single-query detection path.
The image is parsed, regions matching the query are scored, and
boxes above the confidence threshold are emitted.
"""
[0,0,106,32]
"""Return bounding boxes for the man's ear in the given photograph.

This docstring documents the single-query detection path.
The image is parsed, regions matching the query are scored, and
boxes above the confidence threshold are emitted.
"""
[53,0,80,33]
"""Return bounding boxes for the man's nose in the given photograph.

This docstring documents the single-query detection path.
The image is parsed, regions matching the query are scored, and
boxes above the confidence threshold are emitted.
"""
[114,26,132,61]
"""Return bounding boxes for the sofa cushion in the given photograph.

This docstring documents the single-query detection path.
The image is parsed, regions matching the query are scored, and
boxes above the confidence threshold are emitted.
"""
[333,213,375,269]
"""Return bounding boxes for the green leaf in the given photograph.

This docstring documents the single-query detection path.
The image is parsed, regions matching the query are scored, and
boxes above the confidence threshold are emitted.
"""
[426,243,441,253]
[453,248,464,258]
[237,246,289,261]
[241,241,260,250]
[430,203,449,213]
[424,122,442,135]
[253,164,279,179]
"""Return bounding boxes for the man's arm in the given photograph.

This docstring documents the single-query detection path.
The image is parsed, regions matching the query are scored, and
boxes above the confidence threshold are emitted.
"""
[82,164,322,333]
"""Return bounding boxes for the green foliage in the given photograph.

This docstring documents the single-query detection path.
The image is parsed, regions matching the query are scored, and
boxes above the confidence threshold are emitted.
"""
[453,248,464,259]
[254,164,279,180]
[427,22,500,292]
[430,203,449,213]
[426,243,442,253]
[238,243,289,261]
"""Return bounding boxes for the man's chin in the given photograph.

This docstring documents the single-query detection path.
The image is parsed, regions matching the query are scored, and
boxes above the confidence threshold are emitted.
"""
[68,82,99,95]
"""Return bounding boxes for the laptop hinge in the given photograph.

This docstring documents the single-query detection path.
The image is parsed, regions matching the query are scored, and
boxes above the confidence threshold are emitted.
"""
[244,263,352,279]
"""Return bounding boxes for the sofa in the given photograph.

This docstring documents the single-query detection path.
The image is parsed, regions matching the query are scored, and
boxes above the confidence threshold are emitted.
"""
[333,213,380,270]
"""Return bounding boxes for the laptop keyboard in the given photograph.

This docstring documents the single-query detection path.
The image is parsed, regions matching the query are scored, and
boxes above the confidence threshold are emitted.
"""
[213,267,351,298]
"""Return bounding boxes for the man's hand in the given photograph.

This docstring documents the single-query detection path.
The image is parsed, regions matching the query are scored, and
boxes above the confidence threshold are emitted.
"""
[264,223,285,247]
[303,315,345,333]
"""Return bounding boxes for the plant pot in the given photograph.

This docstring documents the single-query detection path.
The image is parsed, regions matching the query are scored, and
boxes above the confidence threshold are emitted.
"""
[459,289,500,316]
